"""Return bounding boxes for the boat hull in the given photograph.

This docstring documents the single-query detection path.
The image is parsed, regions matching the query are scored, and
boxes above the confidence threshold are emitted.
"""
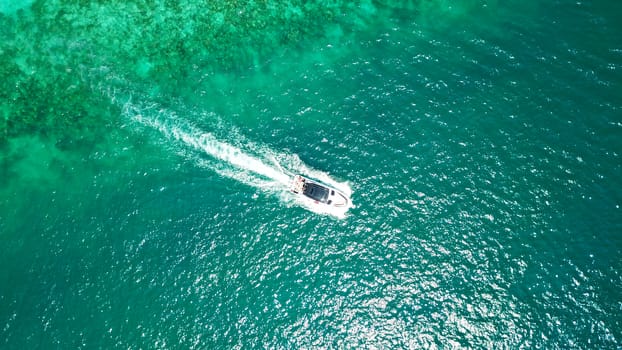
[291,175,350,209]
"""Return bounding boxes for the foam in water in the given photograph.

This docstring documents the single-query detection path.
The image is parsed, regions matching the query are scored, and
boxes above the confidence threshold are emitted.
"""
[120,99,353,218]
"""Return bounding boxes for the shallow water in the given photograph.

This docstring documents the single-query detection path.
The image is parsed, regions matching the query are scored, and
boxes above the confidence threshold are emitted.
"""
[1,0,621,348]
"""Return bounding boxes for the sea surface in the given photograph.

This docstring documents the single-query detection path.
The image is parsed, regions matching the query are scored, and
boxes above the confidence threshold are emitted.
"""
[1,0,621,348]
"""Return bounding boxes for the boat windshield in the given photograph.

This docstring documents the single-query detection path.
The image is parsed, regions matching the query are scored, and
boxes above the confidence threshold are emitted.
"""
[303,183,329,203]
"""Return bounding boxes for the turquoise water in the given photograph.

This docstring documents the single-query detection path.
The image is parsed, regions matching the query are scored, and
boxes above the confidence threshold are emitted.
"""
[1,0,621,348]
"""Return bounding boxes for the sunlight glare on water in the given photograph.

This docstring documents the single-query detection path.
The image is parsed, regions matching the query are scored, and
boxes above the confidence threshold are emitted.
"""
[0,0,620,348]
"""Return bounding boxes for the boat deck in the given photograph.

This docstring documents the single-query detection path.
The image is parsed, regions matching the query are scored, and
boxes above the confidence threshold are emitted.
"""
[291,175,305,194]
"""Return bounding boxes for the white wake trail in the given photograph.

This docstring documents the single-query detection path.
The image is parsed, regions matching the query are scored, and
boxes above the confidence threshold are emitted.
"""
[120,98,353,218]
[123,102,290,185]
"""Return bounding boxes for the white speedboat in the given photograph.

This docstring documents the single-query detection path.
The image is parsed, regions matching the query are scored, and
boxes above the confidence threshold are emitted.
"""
[290,175,350,208]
